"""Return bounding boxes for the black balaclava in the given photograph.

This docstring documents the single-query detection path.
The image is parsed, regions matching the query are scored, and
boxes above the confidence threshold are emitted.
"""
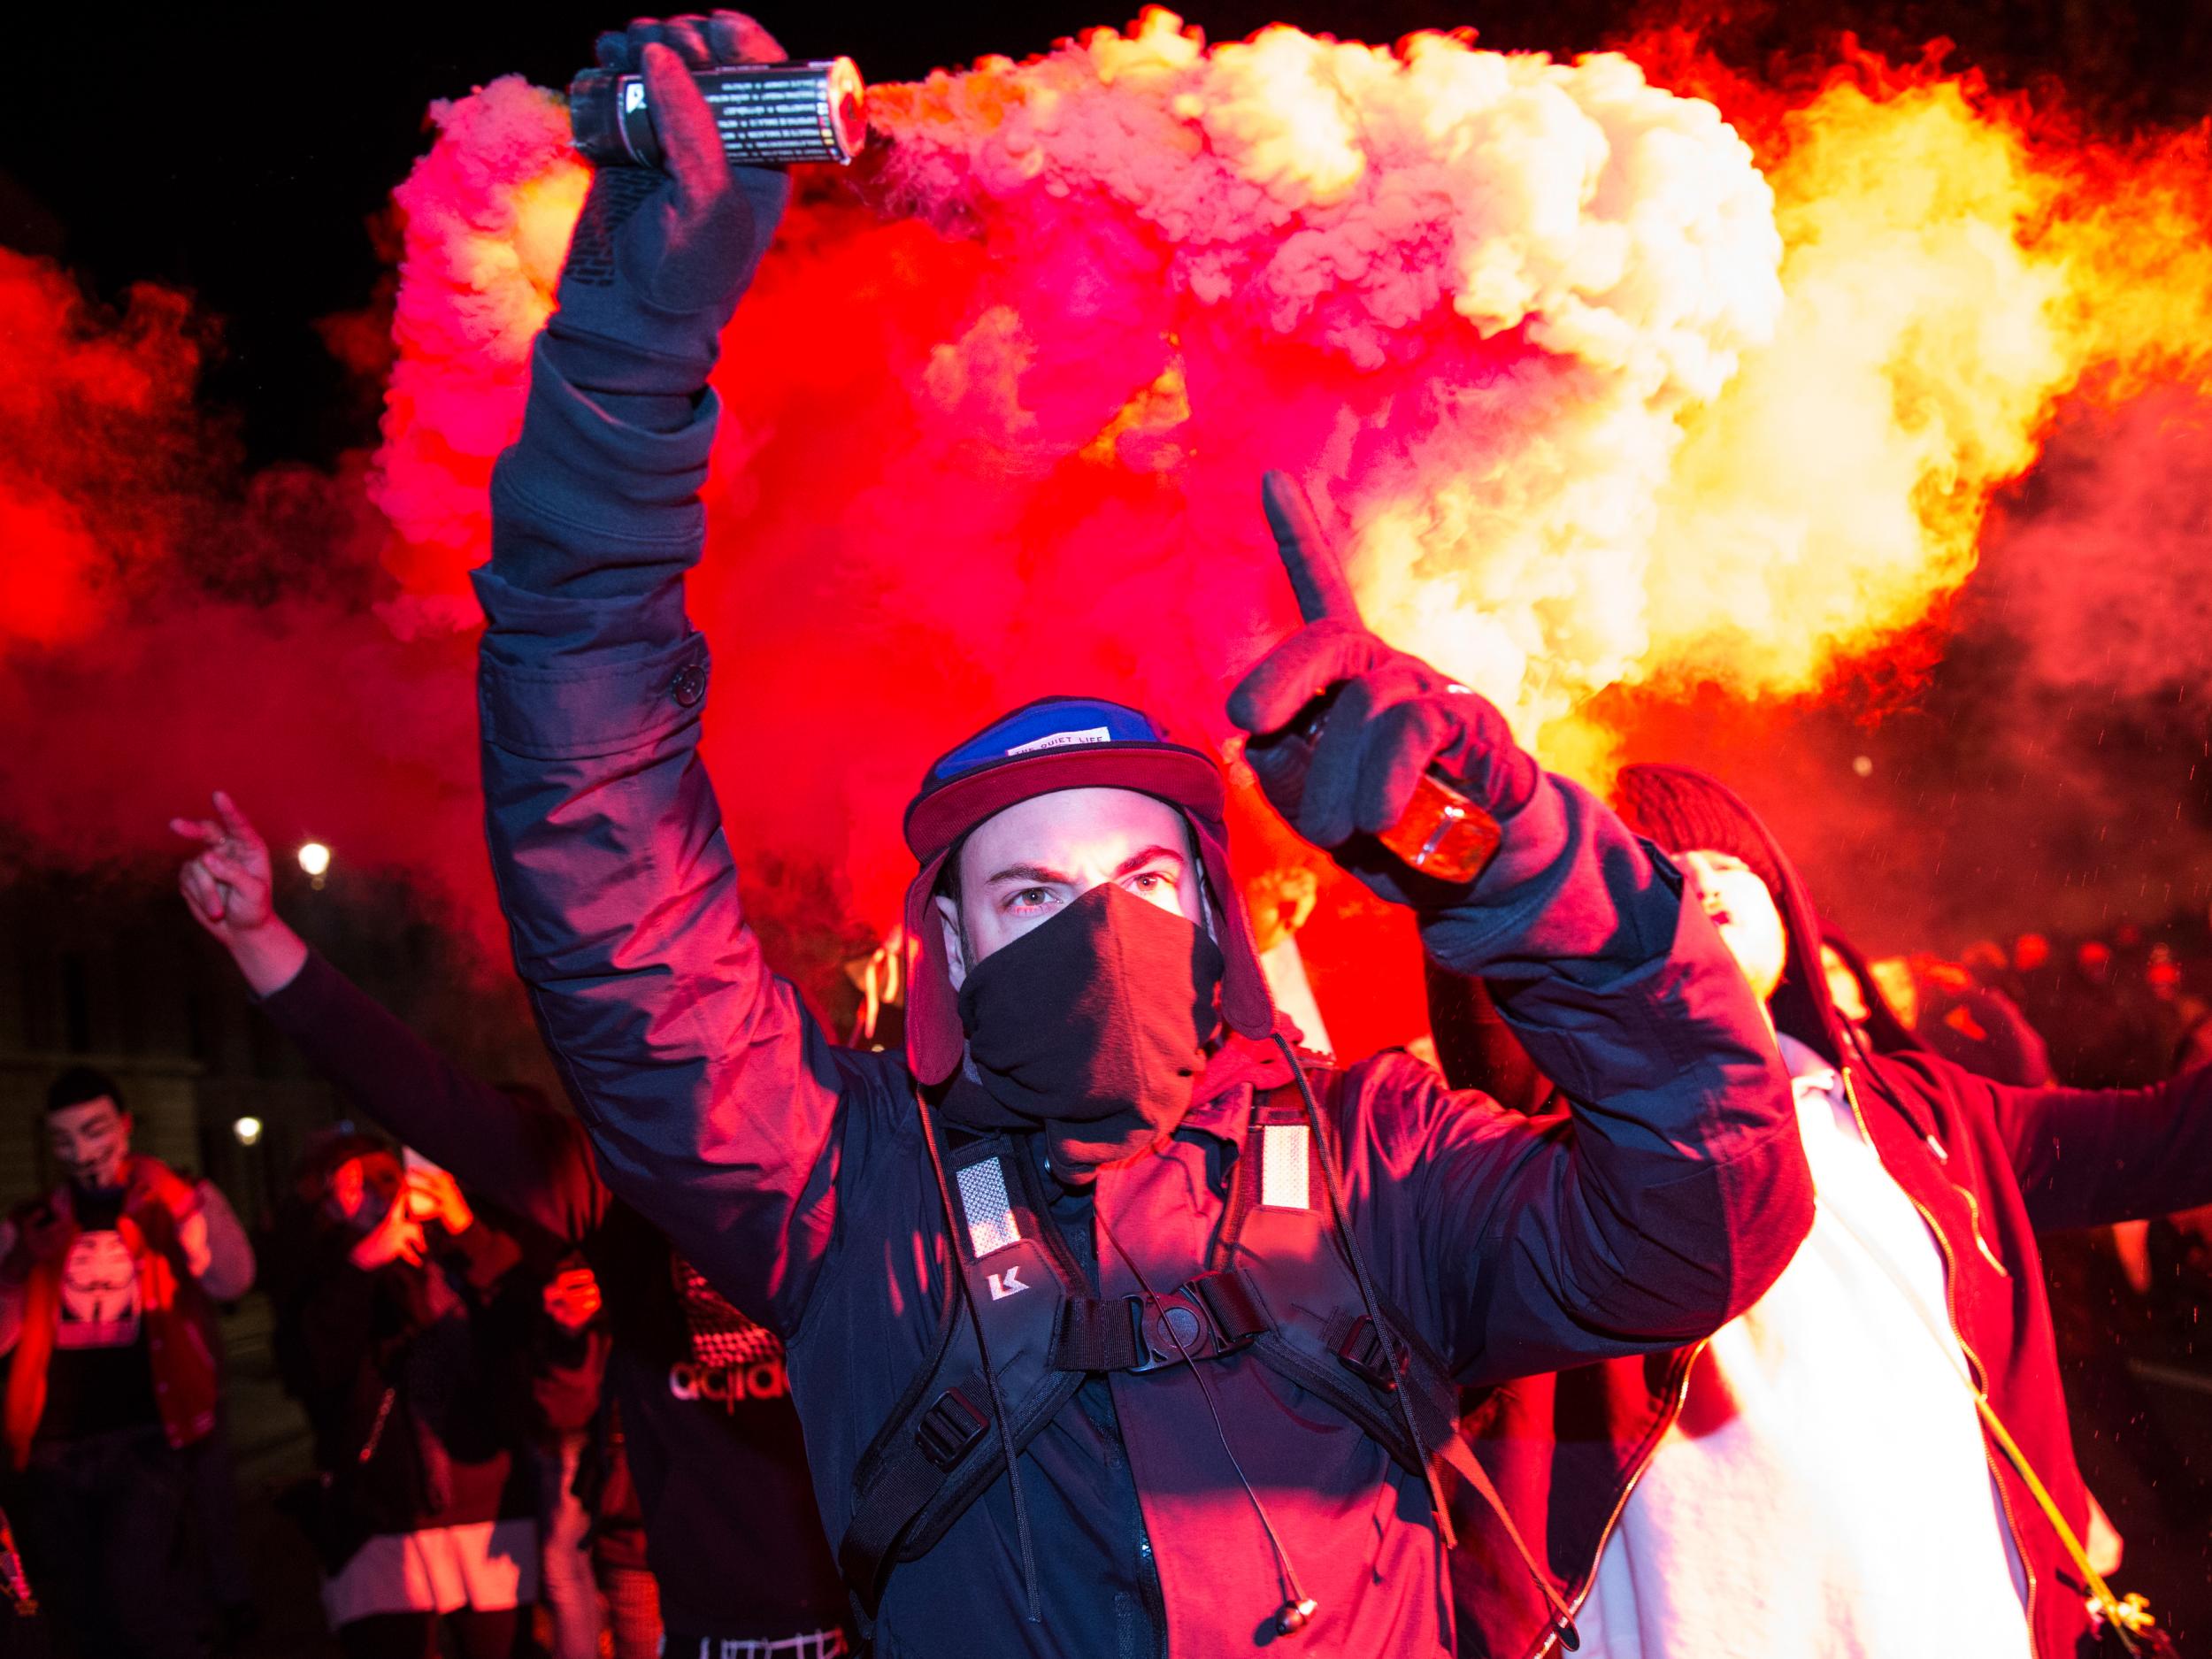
[944,882,1225,1181]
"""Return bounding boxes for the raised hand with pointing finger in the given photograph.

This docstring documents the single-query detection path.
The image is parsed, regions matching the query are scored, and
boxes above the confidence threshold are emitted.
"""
[1229,473,1536,906]
[170,792,308,996]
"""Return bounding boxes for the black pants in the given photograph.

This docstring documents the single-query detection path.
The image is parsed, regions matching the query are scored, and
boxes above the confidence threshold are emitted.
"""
[336,1609,518,1659]
[19,1427,206,1659]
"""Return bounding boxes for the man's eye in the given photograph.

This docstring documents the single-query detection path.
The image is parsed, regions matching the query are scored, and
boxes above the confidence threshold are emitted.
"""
[1129,872,1167,894]
[1005,887,1056,913]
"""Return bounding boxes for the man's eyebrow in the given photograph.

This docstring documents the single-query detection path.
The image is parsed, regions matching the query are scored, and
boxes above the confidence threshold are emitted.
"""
[985,861,1076,887]
[1112,844,1187,879]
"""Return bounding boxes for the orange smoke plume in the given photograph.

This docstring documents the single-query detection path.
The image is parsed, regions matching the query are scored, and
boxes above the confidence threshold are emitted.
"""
[365,13,2212,1038]
[373,11,1791,946]
[1612,36,2212,733]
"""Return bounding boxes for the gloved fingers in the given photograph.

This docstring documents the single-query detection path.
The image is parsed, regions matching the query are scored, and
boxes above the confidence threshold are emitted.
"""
[640,42,730,203]
[1353,698,1458,835]
[1227,619,1393,736]
[1298,673,1390,849]
[1260,472,1360,626]
[708,10,787,63]
[658,14,714,65]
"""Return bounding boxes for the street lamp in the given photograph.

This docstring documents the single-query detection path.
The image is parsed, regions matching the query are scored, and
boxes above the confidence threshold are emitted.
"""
[297,841,332,890]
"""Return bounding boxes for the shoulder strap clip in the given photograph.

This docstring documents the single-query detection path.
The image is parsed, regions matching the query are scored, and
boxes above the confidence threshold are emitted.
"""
[914,1387,989,1471]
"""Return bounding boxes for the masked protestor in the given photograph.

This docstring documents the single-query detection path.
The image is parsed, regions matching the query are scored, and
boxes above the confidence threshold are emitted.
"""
[171,794,852,1659]
[1440,764,2212,1659]
[465,15,1812,1655]
[0,1068,254,1659]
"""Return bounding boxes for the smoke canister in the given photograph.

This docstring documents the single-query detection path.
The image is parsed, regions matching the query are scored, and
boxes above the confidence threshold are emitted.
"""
[1247,687,1503,885]
[569,58,867,168]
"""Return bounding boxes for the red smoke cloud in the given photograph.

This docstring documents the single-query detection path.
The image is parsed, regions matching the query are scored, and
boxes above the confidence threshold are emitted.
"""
[5,16,2212,1054]
[0,247,493,956]
[0,253,206,650]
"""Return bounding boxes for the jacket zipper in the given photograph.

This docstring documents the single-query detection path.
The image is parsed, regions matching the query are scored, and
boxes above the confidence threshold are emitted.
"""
[1840,1066,2040,1653]
[1531,1339,1708,1659]
[1135,1525,1166,1658]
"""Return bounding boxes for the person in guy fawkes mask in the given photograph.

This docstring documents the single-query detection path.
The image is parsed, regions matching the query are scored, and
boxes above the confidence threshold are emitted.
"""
[0,1069,254,1659]
[465,13,1813,1656]
[1442,764,2212,1659]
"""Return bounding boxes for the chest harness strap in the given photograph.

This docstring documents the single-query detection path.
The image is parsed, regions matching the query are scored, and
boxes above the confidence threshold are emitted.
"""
[837,1064,1578,1652]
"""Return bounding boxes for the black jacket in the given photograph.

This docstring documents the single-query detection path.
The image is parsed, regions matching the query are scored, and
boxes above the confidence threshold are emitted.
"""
[261,951,848,1641]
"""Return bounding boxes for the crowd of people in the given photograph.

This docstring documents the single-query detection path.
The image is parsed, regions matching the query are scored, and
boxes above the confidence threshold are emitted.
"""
[3,12,2210,1658]
[4,813,2208,1658]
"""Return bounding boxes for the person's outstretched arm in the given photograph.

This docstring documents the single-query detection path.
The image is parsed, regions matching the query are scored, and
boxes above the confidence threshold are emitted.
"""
[471,15,887,1331]
[175,791,603,1246]
[1232,602,1810,1384]
[1975,1059,2212,1233]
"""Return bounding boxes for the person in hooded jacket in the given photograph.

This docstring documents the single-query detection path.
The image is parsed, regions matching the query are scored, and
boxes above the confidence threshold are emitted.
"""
[469,14,1814,1656]
[1441,764,2212,1659]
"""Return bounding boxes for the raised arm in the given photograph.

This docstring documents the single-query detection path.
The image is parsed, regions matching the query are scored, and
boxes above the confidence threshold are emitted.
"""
[471,16,879,1329]
[1231,567,1809,1382]
[1325,777,1812,1383]
[174,792,604,1243]
[1378,788,1809,1385]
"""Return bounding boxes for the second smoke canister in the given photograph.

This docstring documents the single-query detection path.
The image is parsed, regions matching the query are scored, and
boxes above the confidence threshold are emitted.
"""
[570,58,867,168]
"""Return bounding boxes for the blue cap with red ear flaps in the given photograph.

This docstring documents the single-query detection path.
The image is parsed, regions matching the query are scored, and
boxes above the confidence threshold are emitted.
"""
[901,695,1276,1086]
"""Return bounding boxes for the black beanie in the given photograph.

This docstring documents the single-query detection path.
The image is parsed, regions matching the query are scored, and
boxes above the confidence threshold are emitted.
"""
[1611,764,1787,910]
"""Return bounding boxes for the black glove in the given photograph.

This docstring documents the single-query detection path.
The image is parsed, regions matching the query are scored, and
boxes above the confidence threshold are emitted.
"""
[550,12,793,397]
[1229,621,1540,903]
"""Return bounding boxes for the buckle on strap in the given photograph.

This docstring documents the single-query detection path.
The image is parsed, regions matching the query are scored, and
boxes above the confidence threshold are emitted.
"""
[1126,1271,1267,1374]
[914,1388,988,1470]
[1336,1314,1402,1392]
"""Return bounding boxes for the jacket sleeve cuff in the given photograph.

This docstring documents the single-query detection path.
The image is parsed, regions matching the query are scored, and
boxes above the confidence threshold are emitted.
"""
[486,338,719,600]
[1420,777,1678,983]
